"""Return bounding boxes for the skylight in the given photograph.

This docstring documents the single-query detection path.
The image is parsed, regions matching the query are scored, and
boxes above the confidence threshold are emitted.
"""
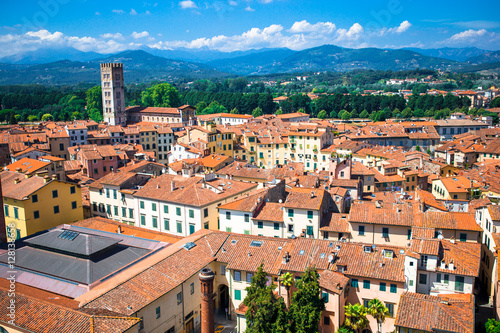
[58,230,79,241]
[299,250,305,255]
[250,240,263,247]
[181,242,196,251]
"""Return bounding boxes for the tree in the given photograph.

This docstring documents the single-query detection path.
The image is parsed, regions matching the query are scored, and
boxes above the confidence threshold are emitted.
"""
[203,101,227,114]
[337,325,354,333]
[8,111,17,124]
[288,267,325,333]
[280,272,294,309]
[486,318,500,333]
[195,101,207,114]
[276,109,283,115]
[252,107,263,118]
[230,107,239,114]
[88,108,103,123]
[317,110,328,119]
[27,115,38,122]
[141,83,181,107]
[41,113,53,122]
[491,97,500,108]
[86,86,102,112]
[344,303,369,333]
[341,111,352,121]
[416,145,421,151]
[359,109,369,119]
[368,299,389,333]
[244,263,288,333]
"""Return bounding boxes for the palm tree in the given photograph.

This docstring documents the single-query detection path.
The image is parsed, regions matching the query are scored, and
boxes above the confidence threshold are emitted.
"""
[368,299,390,333]
[344,303,369,333]
[280,271,294,309]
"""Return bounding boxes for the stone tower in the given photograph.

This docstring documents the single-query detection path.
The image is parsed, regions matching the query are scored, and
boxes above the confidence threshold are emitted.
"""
[199,267,215,333]
[100,63,126,126]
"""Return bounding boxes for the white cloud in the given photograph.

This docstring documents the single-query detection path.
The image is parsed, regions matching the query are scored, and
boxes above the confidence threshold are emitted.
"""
[288,20,335,34]
[146,10,151,15]
[130,9,138,15]
[392,20,412,34]
[131,31,149,39]
[179,0,197,9]
[229,0,237,5]
[346,23,363,38]
[95,11,101,16]
[245,6,255,11]
[449,28,488,41]
[101,33,124,40]
[112,9,125,14]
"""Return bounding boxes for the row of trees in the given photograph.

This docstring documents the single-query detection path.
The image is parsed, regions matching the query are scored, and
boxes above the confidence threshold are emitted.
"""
[182,91,276,115]
[244,264,391,333]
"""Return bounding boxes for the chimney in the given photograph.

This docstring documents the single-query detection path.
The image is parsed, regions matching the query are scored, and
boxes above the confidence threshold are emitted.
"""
[199,268,215,333]
[117,225,122,234]
[449,260,454,270]
[171,181,175,191]
[14,178,20,184]
[283,251,290,264]
[43,175,50,183]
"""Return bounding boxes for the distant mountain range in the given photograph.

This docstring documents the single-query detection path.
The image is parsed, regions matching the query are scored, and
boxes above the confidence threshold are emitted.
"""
[0,45,499,85]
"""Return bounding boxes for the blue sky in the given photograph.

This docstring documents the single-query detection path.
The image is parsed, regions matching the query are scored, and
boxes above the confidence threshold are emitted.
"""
[0,0,499,57]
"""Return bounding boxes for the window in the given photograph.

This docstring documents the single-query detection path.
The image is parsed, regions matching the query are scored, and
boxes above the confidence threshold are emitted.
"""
[4,205,8,217]
[176,207,181,216]
[52,190,58,198]
[246,272,253,283]
[322,292,329,303]
[390,284,397,293]
[190,282,195,294]
[113,189,117,199]
[176,221,182,233]
[164,219,170,230]
[129,208,134,219]
[221,265,226,275]
[363,280,370,289]
[274,223,280,230]
[189,209,194,218]
[204,208,209,218]
[177,292,182,305]
[244,214,250,222]
[351,279,358,288]
[13,207,19,219]
[152,203,157,211]
[140,215,146,225]
[106,189,110,198]
[307,211,313,219]
[358,225,365,236]
[444,274,449,284]
[363,299,370,308]
[288,224,294,233]
[152,216,158,228]
[455,276,465,292]
[258,221,263,229]
[122,207,126,218]
[386,303,394,317]
[164,205,169,214]
[288,209,294,217]
[407,229,412,240]
[379,282,386,292]
[324,317,330,326]
[234,271,241,281]
[140,201,144,209]
[72,201,77,209]
[53,205,60,214]
[189,224,195,235]
[155,306,161,319]
[437,273,441,283]
[32,194,38,203]
[234,290,241,300]
[419,274,427,285]
[306,226,313,236]
[33,210,40,219]
[226,211,231,220]
[459,233,467,242]
[382,227,389,238]
[139,317,144,331]
[421,255,428,267]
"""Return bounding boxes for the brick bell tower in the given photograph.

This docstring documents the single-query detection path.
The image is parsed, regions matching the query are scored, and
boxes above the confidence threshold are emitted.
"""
[199,267,215,333]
